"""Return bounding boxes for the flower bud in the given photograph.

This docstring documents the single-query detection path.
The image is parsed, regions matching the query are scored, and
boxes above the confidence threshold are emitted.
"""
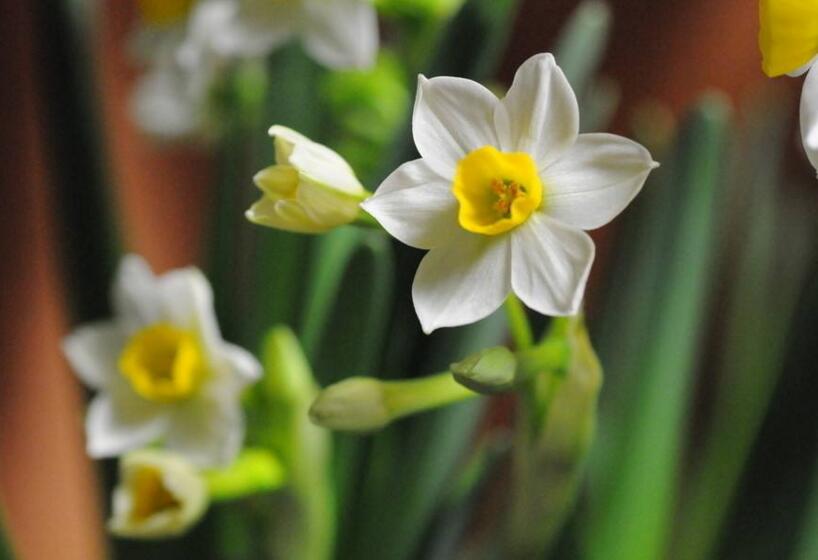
[246,126,370,233]
[450,346,517,394]
[309,377,390,432]
[108,449,208,539]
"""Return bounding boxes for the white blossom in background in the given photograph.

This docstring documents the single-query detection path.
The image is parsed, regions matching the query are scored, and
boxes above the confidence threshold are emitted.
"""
[129,0,233,140]
[63,255,261,467]
[362,53,658,333]
[207,0,379,70]
[108,449,208,539]
[246,126,370,233]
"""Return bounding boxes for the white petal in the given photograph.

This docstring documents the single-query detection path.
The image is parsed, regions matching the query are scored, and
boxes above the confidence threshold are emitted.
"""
[112,255,162,332]
[157,267,222,361]
[495,53,579,169]
[801,63,818,175]
[412,233,510,333]
[130,64,201,140]
[412,75,500,179]
[86,395,167,458]
[166,396,244,467]
[543,133,657,230]
[269,125,365,195]
[201,0,294,58]
[361,159,459,249]
[301,0,379,69]
[62,322,124,389]
[221,343,262,383]
[510,214,594,317]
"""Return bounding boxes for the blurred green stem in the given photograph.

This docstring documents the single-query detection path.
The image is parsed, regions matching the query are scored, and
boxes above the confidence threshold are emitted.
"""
[508,317,602,559]
[504,296,534,352]
[253,327,335,560]
[386,373,479,417]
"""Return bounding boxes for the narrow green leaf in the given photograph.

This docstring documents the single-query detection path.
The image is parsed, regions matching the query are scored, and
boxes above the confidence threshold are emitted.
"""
[584,95,732,560]
[553,0,612,101]
[299,228,395,376]
[344,312,507,560]
[673,92,812,560]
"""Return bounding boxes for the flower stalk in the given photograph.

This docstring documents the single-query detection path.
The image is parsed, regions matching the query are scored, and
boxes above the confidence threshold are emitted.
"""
[504,295,534,352]
[246,326,335,560]
[508,316,602,559]
[310,372,479,432]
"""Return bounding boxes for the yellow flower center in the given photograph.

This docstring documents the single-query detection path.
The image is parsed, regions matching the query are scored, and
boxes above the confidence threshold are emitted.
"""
[129,467,181,522]
[137,0,195,26]
[452,146,543,235]
[119,324,205,403]
[759,0,818,76]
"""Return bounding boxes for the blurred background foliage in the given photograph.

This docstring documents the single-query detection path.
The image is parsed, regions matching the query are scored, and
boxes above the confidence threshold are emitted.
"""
[2,0,818,559]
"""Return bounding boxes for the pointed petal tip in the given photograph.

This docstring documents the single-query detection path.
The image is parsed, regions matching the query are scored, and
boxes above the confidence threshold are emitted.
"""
[650,160,661,169]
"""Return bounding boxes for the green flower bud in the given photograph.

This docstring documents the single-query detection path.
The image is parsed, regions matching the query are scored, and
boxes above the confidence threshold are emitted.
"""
[309,377,391,432]
[450,346,517,394]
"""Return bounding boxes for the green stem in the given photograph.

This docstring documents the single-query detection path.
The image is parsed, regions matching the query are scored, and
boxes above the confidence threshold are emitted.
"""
[504,295,534,352]
[384,372,479,420]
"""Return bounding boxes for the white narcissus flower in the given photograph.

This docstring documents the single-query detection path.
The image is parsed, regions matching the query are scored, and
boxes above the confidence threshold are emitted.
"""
[759,0,818,174]
[246,126,370,233]
[362,53,658,333]
[130,0,235,140]
[109,449,208,539]
[206,0,379,69]
[63,255,261,467]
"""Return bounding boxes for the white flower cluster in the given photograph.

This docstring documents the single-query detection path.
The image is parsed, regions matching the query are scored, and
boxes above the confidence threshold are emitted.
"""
[64,255,261,536]
[130,0,379,139]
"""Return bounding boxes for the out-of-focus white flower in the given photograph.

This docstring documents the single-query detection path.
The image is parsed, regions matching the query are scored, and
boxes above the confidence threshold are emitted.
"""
[130,60,208,140]
[759,0,818,174]
[362,53,657,333]
[246,126,370,233]
[63,255,261,467]
[207,0,379,69]
[109,449,208,539]
[130,0,233,140]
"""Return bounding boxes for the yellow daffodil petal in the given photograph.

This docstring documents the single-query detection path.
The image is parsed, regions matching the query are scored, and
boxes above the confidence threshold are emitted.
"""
[759,0,818,77]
